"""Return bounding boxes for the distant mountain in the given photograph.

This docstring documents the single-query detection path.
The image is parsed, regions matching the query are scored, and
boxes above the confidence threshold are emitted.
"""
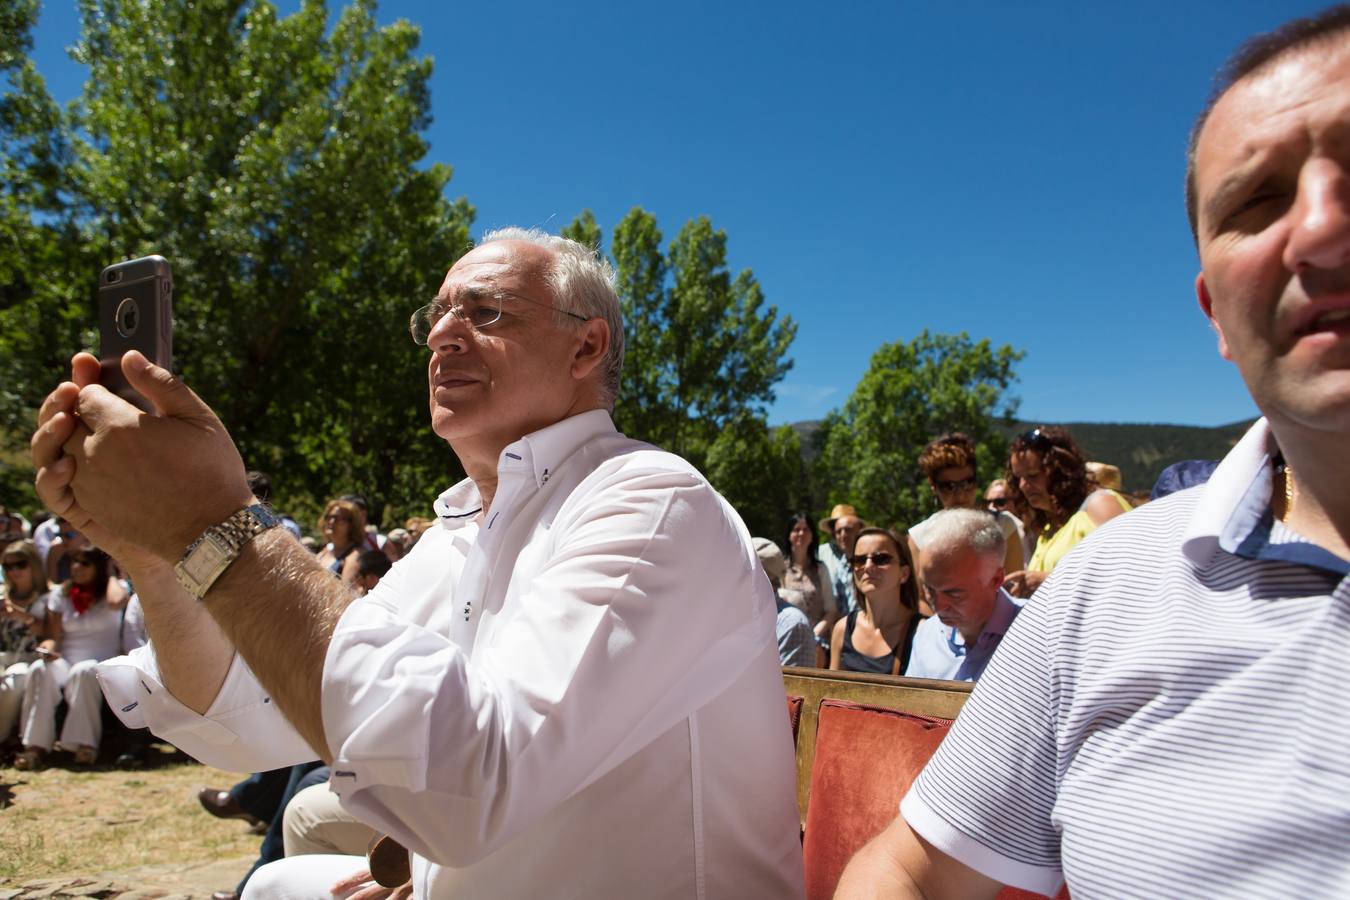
[786,418,1256,494]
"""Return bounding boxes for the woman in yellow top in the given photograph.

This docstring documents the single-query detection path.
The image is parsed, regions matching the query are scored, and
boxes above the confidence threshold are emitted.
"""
[1003,427,1131,598]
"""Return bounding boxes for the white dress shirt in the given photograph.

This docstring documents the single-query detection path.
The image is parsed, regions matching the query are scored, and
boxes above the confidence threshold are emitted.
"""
[98,410,805,899]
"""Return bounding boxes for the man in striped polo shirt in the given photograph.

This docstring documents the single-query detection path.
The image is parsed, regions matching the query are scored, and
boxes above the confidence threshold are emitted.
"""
[839,7,1350,898]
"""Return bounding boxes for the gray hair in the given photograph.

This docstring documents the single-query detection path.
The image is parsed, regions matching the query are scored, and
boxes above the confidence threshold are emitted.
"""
[921,509,1006,564]
[479,227,625,409]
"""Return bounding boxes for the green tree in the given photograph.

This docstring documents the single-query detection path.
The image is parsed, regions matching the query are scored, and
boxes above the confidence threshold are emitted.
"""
[0,0,85,512]
[560,209,602,254]
[8,0,475,525]
[593,207,796,470]
[705,416,810,539]
[814,330,1024,532]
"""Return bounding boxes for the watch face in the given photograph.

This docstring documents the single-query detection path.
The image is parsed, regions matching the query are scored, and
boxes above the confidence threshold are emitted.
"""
[182,534,231,584]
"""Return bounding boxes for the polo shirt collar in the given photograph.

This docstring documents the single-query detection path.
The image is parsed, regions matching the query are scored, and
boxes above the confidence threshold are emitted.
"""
[1181,418,1348,576]
[433,409,618,522]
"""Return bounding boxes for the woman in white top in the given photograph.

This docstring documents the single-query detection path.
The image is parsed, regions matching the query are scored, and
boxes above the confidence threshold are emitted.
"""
[16,545,127,769]
[1,540,51,748]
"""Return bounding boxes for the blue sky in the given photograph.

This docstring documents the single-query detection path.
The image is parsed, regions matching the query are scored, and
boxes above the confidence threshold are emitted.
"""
[27,1,1324,427]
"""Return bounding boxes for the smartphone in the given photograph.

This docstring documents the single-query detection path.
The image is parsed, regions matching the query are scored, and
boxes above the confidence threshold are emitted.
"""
[98,255,173,412]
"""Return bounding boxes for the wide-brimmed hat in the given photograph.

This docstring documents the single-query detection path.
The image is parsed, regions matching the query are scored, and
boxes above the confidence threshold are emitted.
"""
[818,504,858,532]
[752,536,786,585]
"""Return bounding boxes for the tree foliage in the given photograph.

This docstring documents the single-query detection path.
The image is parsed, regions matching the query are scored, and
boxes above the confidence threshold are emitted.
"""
[813,331,1024,531]
[0,0,83,512]
[586,207,796,470]
[1,0,475,524]
[704,416,811,539]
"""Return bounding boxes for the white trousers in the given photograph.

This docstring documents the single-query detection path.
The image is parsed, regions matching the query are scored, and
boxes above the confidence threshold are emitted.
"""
[283,781,380,858]
[0,660,33,740]
[241,854,372,900]
[20,657,104,751]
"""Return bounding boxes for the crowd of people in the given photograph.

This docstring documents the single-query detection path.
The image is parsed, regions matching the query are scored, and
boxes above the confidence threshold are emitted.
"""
[0,478,430,776]
[754,428,1143,680]
[6,6,1349,897]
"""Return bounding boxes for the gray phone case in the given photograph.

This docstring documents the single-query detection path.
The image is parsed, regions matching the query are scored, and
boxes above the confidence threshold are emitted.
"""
[98,255,173,412]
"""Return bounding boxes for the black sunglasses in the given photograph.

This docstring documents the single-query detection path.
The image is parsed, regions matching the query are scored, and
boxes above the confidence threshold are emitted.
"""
[849,552,896,570]
[1020,428,1053,450]
[3,559,30,571]
[987,497,1009,508]
[935,476,977,493]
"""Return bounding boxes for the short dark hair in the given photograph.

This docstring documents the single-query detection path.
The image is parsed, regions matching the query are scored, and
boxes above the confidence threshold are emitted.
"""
[357,550,391,580]
[1185,5,1350,240]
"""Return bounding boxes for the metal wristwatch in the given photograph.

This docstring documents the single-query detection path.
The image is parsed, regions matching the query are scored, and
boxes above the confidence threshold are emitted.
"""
[174,503,282,600]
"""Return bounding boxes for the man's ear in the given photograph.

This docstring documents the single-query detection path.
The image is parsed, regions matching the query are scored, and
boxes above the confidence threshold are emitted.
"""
[992,566,1006,590]
[570,317,611,381]
[1195,273,1233,360]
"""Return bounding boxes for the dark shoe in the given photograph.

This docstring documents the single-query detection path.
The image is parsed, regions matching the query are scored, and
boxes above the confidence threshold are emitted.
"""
[115,749,146,769]
[197,787,264,828]
[211,891,239,900]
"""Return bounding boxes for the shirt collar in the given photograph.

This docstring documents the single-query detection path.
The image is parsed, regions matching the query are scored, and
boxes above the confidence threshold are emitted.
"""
[1181,418,1273,568]
[433,409,618,522]
[1181,418,1348,576]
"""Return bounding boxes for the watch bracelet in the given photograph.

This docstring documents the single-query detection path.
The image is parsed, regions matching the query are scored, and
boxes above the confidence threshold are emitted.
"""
[181,507,266,560]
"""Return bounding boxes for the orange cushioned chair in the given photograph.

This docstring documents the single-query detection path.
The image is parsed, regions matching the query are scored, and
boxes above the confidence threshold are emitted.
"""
[801,700,954,899]
[799,698,1066,900]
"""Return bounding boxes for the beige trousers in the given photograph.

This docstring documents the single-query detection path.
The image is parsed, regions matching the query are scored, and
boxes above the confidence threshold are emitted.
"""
[282,781,380,858]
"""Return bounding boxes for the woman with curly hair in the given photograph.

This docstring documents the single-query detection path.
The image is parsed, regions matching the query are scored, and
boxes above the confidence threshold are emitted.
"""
[1003,427,1131,597]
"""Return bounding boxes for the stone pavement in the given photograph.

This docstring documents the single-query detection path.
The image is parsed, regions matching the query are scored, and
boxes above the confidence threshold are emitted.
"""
[1,854,251,900]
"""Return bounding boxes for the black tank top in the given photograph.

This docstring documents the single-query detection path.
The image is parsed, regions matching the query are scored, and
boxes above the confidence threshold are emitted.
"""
[840,609,919,675]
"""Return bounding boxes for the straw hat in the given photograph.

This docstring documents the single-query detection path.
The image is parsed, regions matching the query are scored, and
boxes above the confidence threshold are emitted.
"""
[818,503,858,532]
[1085,461,1123,492]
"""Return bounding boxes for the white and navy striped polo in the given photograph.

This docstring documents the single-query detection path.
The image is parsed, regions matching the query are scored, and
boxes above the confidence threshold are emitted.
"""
[901,419,1350,898]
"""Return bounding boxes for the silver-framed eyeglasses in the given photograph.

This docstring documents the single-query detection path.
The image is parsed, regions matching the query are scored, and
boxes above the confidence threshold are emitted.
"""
[410,290,589,345]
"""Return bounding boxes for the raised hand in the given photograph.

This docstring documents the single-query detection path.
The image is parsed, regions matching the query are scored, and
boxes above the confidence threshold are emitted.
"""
[33,350,254,567]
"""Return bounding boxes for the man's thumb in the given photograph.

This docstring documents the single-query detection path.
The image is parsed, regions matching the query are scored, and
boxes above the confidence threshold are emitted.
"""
[122,351,209,420]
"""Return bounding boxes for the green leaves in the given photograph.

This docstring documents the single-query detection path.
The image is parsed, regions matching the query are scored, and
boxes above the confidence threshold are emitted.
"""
[594,206,797,465]
[1,0,473,523]
[815,331,1024,532]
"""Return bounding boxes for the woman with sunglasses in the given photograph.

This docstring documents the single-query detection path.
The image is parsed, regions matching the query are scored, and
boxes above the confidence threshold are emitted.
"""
[908,434,1026,595]
[828,528,923,675]
[316,498,366,583]
[1003,426,1131,598]
[15,545,126,769]
[2,540,52,752]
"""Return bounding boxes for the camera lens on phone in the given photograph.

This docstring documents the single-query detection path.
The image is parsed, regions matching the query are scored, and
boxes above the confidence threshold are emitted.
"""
[115,298,139,337]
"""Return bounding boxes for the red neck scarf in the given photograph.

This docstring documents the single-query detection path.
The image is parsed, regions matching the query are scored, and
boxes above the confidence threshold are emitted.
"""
[70,583,97,616]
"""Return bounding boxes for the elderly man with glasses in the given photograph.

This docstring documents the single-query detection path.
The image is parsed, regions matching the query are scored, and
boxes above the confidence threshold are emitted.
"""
[32,229,804,898]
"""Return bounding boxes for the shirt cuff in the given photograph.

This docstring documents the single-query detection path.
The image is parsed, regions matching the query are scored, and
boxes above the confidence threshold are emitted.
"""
[900,788,1064,896]
[96,644,312,773]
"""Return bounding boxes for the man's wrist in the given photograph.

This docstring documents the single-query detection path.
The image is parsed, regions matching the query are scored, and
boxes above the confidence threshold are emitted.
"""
[174,502,283,600]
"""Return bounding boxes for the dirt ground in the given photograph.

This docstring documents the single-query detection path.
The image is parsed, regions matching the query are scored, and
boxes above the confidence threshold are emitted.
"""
[0,743,259,899]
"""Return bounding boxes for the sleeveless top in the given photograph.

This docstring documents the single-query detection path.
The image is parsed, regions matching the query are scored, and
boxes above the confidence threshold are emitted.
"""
[327,543,360,576]
[1029,489,1134,573]
[840,609,920,675]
